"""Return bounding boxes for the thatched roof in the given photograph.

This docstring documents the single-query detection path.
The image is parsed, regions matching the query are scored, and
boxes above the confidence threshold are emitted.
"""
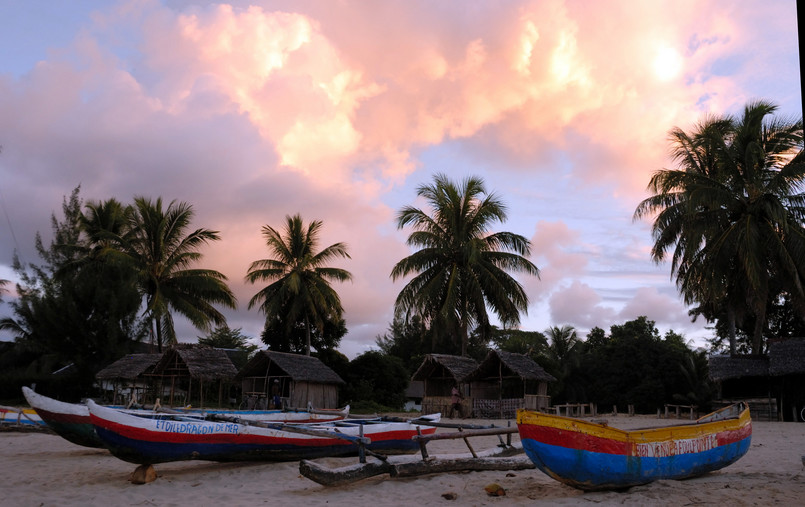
[464,349,556,383]
[411,354,479,382]
[236,350,344,384]
[153,347,238,381]
[708,354,769,381]
[768,338,805,376]
[96,353,162,380]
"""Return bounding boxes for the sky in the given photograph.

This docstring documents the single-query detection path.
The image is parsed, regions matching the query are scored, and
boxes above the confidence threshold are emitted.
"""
[0,0,801,358]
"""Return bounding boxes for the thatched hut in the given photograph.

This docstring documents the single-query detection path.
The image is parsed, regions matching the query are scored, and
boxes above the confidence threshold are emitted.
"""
[708,354,774,420]
[95,353,162,405]
[768,338,805,421]
[463,350,556,418]
[411,354,478,416]
[236,350,344,409]
[151,347,238,409]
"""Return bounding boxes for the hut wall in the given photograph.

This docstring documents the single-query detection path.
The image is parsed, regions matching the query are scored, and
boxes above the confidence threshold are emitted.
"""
[472,397,523,419]
[421,396,471,417]
[423,379,454,397]
[421,382,470,416]
[288,382,339,409]
[470,380,499,400]
[467,380,551,417]
[778,373,805,422]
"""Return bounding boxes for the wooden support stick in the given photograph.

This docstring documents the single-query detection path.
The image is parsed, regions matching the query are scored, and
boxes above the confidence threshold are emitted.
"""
[458,428,477,458]
[411,426,518,443]
[416,426,429,460]
[207,414,371,445]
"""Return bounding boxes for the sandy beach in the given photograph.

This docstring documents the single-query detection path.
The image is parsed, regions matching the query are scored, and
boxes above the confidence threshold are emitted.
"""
[2,415,804,506]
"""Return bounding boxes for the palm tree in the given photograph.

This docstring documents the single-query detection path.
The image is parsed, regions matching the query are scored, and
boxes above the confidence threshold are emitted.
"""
[391,174,540,356]
[246,214,352,356]
[124,197,237,351]
[546,325,579,365]
[546,324,580,401]
[635,100,805,355]
[56,198,132,275]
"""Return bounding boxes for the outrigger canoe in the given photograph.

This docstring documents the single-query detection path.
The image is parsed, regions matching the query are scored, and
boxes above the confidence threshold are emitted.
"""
[88,400,439,465]
[516,403,751,491]
[22,387,349,449]
[0,404,44,427]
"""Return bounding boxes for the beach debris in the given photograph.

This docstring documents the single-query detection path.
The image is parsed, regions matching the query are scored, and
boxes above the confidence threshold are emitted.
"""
[484,483,506,496]
[441,492,457,500]
[129,464,157,484]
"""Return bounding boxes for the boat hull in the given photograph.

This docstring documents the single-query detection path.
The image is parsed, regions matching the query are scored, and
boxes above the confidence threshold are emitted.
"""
[517,404,751,491]
[22,387,348,449]
[88,401,438,465]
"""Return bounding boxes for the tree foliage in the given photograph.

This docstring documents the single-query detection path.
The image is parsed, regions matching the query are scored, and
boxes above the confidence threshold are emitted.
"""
[342,350,409,410]
[198,325,257,352]
[124,197,237,351]
[391,174,539,355]
[488,326,549,358]
[567,317,712,412]
[261,311,347,354]
[0,188,147,390]
[635,100,805,355]
[246,214,352,356]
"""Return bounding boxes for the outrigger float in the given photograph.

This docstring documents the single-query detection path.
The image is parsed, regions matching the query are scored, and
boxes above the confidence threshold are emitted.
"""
[299,420,536,486]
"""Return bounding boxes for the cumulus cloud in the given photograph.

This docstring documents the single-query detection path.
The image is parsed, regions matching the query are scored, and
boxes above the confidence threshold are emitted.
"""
[548,280,617,329]
[0,0,798,356]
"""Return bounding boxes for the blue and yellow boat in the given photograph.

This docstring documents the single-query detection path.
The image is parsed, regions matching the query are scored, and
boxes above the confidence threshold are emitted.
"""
[517,403,751,491]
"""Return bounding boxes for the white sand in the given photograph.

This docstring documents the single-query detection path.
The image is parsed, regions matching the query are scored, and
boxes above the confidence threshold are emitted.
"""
[2,416,804,506]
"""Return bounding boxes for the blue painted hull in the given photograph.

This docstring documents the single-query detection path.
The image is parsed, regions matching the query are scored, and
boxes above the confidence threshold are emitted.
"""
[95,425,364,463]
[517,404,752,491]
[88,401,437,465]
[520,435,751,490]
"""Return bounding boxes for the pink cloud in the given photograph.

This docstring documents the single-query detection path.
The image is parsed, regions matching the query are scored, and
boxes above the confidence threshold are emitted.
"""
[527,220,588,299]
[0,0,797,355]
[548,281,616,329]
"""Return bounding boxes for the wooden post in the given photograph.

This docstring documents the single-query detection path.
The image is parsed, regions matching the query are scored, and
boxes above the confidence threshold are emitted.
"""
[170,376,175,407]
[613,405,617,415]
[358,424,366,464]
[417,426,428,460]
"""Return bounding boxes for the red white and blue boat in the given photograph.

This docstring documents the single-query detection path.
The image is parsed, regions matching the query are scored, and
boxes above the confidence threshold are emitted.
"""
[22,387,349,449]
[88,400,440,465]
[516,403,751,491]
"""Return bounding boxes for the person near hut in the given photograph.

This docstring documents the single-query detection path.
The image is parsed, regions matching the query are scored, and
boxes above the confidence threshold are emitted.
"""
[271,379,282,410]
[449,384,464,418]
